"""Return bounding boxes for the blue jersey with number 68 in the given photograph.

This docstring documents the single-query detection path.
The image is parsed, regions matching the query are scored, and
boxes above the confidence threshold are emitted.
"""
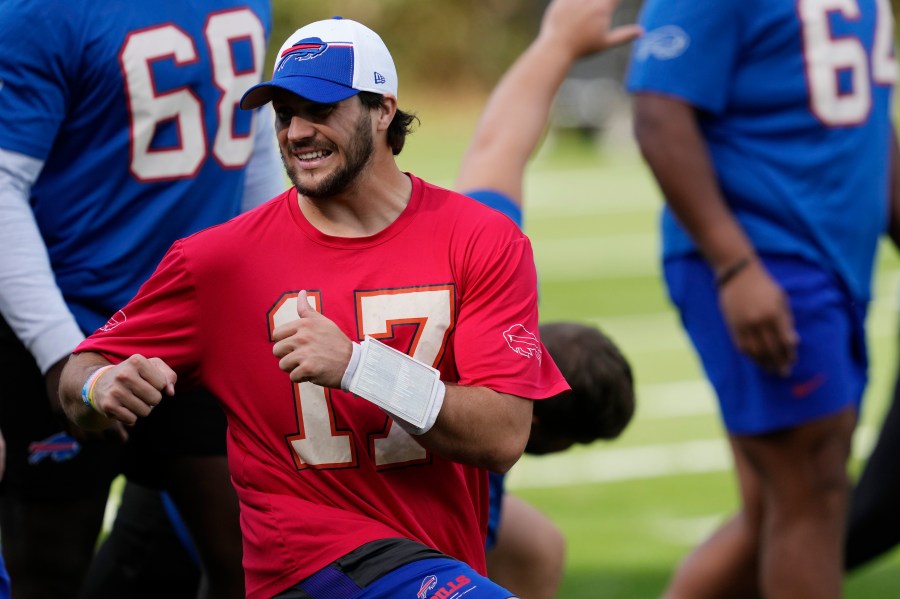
[626,0,896,302]
[0,0,271,332]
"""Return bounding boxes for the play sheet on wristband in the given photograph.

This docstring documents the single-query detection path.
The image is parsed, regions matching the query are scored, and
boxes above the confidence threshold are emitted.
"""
[348,337,441,429]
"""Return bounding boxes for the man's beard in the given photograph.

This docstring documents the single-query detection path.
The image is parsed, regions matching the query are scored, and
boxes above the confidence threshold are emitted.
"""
[282,110,375,199]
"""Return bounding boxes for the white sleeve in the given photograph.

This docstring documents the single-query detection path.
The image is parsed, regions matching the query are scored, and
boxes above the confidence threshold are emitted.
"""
[241,105,287,212]
[0,148,85,373]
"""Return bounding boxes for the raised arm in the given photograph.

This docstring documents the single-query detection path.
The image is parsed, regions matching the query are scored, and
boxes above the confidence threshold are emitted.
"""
[455,0,641,203]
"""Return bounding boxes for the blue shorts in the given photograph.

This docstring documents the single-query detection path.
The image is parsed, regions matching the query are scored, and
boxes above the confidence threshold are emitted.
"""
[360,558,512,599]
[274,539,512,599]
[664,254,867,435]
[282,557,513,599]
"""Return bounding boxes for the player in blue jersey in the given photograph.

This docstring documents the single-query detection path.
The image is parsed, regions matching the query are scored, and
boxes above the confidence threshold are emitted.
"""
[0,1,283,597]
[457,1,640,597]
[627,1,897,597]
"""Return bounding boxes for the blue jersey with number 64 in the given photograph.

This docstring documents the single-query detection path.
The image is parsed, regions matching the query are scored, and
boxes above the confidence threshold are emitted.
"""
[626,0,896,302]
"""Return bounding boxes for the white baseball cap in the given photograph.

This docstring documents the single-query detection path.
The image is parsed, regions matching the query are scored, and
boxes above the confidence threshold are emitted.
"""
[240,16,397,109]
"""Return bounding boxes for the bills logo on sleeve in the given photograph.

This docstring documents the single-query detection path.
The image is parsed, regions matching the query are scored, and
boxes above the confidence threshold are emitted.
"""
[503,324,542,363]
[99,309,127,332]
[634,25,690,61]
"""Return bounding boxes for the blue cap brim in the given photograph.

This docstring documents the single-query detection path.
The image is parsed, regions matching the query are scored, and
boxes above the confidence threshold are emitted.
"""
[240,77,360,109]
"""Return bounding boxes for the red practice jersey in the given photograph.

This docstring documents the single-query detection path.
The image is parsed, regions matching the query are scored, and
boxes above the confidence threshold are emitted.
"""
[77,174,569,598]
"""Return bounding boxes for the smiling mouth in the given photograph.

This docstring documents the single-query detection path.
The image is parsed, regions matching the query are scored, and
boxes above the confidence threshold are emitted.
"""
[296,149,331,160]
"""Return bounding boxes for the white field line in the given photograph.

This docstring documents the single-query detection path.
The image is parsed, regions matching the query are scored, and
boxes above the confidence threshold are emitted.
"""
[506,426,877,491]
[506,438,733,490]
[638,380,717,419]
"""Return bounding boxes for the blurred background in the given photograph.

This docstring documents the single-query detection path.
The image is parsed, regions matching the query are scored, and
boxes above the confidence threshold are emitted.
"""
[269,0,642,144]
[260,2,900,596]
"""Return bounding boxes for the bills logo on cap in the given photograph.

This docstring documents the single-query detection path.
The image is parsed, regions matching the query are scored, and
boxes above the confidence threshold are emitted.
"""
[240,17,398,109]
[278,38,328,70]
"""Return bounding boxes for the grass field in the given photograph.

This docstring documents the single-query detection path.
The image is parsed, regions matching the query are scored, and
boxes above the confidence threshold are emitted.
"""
[397,94,900,598]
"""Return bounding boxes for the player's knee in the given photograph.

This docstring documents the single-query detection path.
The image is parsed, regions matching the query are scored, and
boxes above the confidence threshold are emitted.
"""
[807,413,854,498]
[527,522,566,579]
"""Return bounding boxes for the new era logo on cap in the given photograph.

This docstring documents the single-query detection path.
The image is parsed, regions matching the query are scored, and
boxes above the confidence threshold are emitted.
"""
[240,17,398,109]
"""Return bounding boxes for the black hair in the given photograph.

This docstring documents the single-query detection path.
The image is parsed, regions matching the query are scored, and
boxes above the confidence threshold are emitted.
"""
[357,91,418,155]
[536,322,636,443]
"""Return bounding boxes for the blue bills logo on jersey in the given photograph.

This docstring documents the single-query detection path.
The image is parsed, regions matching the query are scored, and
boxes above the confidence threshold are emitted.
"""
[503,324,542,363]
[28,432,81,465]
[634,25,690,61]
